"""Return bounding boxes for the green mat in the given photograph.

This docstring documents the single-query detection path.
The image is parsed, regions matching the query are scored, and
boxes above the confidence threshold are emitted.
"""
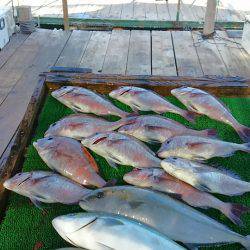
[0,94,249,250]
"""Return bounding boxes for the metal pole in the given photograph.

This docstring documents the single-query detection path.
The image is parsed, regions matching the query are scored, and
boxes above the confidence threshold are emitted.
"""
[176,0,181,22]
[203,0,217,37]
[62,0,69,30]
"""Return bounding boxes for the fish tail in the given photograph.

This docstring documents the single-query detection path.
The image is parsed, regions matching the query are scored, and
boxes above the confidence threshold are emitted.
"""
[242,142,250,153]
[198,128,217,138]
[182,110,198,123]
[241,235,250,249]
[223,203,250,226]
[236,124,250,142]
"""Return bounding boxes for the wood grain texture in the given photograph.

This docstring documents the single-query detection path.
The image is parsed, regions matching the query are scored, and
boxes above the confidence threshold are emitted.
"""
[192,31,229,76]
[126,30,151,75]
[79,31,111,73]
[152,31,177,76]
[56,30,92,67]
[121,2,134,19]
[102,30,130,74]
[171,31,203,76]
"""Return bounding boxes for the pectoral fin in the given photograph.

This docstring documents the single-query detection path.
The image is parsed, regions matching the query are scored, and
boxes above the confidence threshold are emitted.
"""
[30,198,43,209]
[195,183,211,193]
[106,159,118,170]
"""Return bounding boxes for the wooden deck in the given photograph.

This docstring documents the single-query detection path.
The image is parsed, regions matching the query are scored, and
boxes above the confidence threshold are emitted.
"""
[0,28,250,165]
[2,0,249,22]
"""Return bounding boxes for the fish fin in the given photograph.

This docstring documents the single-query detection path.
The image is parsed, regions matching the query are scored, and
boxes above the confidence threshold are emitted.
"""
[81,146,99,173]
[103,218,124,227]
[106,159,118,170]
[241,235,250,249]
[182,110,198,123]
[183,243,199,250]
[167,193,183,201]
[187,142,208,149]
[243,142,250,153]
[103,179,117,187]
[199,128,218,138]
[97,242,115,250]
[187,103,200,114]
[71,104,82,113]
[30,198,43,209]
[224,203,250,226]
[236,125,250,142]
[195,183,212,192]
[129,201,144,209]
[216,167,242,180]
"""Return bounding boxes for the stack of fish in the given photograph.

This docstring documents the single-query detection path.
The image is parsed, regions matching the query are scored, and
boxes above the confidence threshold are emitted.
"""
[4,85,250,250]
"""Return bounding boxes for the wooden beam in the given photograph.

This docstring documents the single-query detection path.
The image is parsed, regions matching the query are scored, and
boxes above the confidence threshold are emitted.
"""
[203,0,217,37]
[62,0,69,30]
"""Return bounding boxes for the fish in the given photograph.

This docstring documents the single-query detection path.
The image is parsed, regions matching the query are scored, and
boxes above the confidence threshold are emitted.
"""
[51,86,129,118]
[52,212,184,250]
[33,136,107,188]
[81,132,161,169]
[157,135,250,161]
[45,114,130,140]
[171,86,250,142]
[79,186,250,248]
[3,171,90,207]
[123,168,250,225]
[109,86,197,123]
[118,115,217,143]
[161,157,250,196]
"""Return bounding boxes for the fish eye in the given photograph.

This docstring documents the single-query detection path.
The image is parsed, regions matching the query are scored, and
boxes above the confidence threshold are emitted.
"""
[61,86,67,89]
[51,123,56,127]
[166,140,171,144]
[47,137,53,141]
[172,157,177,160]
[96,192,104,199]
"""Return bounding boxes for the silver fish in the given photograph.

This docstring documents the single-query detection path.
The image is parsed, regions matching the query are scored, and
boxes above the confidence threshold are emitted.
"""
[109,86,197,123]
[45,114,130,140]
[157,135,250,160]
[118,115,216,143]
[33,136,107,188]
[3,171,90,206]
[79,186,250,248]
[52,212,184,250]
[52,86,129,118]
[171,87,250,142]
[81,132,161,169]
[123,168,250,225]
[161,157,250,196]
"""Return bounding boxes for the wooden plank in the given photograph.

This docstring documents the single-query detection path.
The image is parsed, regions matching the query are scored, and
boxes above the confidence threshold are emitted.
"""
[121,2,134,19]
[44,71,250,97]
[102,30,130,74]
[171,31,203,76]
[214,31,250,77]
[156,2,170,21]
[108,4,123,19]
[80,31,111,73]
[126,30,151,75]
[0,29,71,160]
[191,6,205,21]
[152,31,177,76]
[133,2,145,20]
[167,2,177,21]
[145,3,158,20]
[0,33,29,70]
[180,3,197,21]
[97,4,111,18]
[192,31,229,75]
[0,29,51,105]
[56,30,92,67]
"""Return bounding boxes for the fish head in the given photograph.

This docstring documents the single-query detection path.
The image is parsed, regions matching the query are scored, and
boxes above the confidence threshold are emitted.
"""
[51,86,75,99]
[109,86,130,99]
[81,133,108,149]
[33,137,57,155]
[118,124,137,136]
[3,172,33,194]
[157,137,179,158]
[171,86,192,98]
[123,168,164,187]
[52,213,98,241]
[44,121,62,137]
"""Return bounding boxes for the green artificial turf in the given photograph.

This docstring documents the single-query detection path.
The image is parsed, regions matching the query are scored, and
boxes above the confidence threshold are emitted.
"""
[0,94,249,250]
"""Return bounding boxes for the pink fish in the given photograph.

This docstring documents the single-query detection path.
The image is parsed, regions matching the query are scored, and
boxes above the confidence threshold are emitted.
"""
[171,87,250,142]
[45,114,131,140]
[124,168,250,225]
[33,136,107,188]
[118,115,216,143]
[52,86,129,118]
[3,171,90,207]
[81,132,161,169]
[109,86,197,123]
